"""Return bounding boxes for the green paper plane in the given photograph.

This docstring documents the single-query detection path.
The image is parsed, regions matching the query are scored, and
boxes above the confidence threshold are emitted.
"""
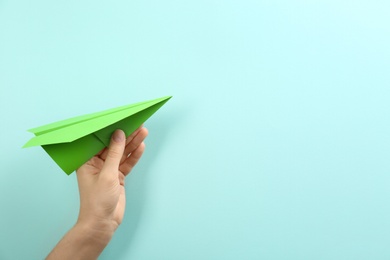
[23,96,172,175]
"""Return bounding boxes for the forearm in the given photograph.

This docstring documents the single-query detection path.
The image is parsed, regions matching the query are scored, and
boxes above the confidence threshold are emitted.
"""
[46,220,114,260]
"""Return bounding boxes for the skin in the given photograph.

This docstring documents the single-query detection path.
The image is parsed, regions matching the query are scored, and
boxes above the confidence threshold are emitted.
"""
[46,126,148,260]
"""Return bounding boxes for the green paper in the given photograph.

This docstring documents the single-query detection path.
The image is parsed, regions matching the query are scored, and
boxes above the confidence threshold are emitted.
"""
[23,96,172,175]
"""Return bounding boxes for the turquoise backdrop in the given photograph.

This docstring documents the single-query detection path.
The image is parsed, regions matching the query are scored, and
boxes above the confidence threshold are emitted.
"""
[1,0,390,259]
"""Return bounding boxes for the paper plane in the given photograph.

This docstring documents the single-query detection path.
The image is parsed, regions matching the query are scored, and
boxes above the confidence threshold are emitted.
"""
[23,96,172,175]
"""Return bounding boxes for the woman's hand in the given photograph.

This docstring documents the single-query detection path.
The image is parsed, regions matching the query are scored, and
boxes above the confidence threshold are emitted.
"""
[46,127,148,260]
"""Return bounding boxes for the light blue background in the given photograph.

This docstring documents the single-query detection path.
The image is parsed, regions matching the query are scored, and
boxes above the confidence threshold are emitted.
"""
[1,0,390,259]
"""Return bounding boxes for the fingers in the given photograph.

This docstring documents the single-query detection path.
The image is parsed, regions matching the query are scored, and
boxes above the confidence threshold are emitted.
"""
[120,127,148,164]
[101,129,126,176]
[120,142,146,176]
[99,125,143,160]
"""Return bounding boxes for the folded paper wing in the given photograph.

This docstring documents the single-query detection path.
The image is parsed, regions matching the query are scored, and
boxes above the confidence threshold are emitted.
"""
[23,96,172,175]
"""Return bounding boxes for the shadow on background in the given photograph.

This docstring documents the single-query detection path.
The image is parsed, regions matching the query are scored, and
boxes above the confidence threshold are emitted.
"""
[100,107,187,259]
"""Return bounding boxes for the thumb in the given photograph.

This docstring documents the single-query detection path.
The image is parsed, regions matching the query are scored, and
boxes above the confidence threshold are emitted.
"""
[101,129,126,174]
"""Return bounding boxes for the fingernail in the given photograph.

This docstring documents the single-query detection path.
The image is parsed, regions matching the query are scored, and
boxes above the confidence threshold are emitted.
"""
[113,129,125,143]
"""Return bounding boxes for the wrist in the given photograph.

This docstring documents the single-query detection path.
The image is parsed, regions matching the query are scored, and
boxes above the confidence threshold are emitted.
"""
[75,218,116,246]
[46,219,116,259]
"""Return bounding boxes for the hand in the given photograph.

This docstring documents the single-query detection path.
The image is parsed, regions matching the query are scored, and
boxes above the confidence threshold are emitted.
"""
[46,126,148,260]
[76,126,148,231]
